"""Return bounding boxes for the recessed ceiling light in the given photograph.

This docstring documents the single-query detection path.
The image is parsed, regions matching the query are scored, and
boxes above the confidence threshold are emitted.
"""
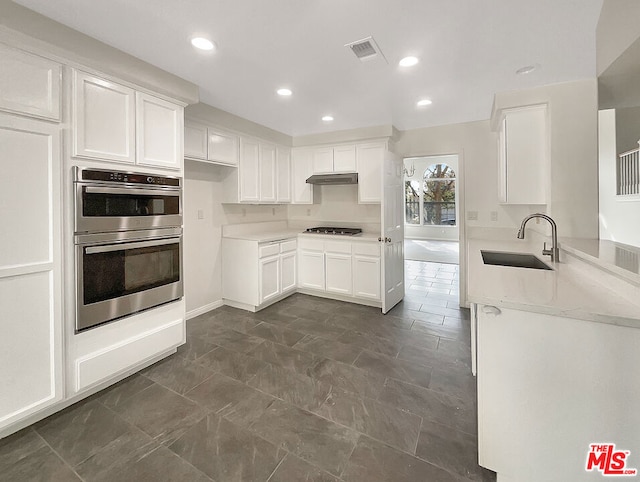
[277,88,292,96]
[399,56,419,67]
[516,64,538,75]
[191,37,215,51]
[416,99,432,107]
[322,115,334,122]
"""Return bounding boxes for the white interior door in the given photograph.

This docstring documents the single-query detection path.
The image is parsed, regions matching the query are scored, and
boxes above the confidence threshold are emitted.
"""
[381,151,404,313]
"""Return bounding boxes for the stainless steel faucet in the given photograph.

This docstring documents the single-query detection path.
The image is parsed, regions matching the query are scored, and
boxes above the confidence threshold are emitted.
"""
[517,213,560,262]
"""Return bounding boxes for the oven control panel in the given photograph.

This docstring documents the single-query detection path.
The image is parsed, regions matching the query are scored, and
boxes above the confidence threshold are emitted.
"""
[75,167,181,187]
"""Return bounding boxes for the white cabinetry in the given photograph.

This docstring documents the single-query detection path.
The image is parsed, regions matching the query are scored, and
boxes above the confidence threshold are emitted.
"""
[0,44,61,121]
[0,113,63,432]
[184,120,238,166]
[476,304,640,482]
[225,137,290,203]
[312,145,356,173]
[298,237,381,304]
[291,148,314,204]
[222,237,297,311]
[356,142,384,203]
[73,69,183,170]
[498,105,548,204]
[276,146,292,203]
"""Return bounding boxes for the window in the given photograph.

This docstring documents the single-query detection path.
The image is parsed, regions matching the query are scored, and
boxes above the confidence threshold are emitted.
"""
[405,163,456,226]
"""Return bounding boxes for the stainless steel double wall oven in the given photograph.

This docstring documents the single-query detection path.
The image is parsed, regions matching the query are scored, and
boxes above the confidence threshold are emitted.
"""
[74,167,183,332]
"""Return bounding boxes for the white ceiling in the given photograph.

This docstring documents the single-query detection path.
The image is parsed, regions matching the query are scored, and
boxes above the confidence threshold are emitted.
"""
[14,0,603,137]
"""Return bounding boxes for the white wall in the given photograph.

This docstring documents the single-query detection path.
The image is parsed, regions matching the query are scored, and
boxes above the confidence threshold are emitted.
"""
[615,106,640,153]
[403,155,459,241]
[598,110,640,247]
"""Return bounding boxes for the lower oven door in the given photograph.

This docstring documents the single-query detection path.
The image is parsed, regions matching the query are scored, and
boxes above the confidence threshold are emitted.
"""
[76,229,183,332]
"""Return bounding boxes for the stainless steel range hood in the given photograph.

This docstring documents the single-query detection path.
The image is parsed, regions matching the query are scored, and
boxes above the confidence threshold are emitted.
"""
[305,173,358,185]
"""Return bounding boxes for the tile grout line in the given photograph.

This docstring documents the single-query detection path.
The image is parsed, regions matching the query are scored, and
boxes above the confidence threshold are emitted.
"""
[32,427,88,482]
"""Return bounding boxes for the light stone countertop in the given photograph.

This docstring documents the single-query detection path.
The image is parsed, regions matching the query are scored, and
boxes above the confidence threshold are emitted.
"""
[467,238,640,328]
[222,230,380,243]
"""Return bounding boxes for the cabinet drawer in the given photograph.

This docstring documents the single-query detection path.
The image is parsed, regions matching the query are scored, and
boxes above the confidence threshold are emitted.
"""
[280,239,297,253]
[353,242,380,257]
[298,238,324,251]
[259,243,280,258]
[325,241,351,254]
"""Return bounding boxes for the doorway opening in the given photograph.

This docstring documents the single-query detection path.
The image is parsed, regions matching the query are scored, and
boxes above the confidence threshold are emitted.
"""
[403,155,460,266]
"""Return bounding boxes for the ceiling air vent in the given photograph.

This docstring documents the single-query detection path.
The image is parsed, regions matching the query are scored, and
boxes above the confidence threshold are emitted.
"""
[345,36,387,63]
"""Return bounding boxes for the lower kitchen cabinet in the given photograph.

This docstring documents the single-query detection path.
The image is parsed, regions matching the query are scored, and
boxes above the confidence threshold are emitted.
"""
[475,304,640,482]
[298,237,381,305]
[223,237,297,311]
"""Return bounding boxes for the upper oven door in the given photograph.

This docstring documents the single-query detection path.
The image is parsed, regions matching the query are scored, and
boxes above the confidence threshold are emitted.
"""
[75,183,182,233]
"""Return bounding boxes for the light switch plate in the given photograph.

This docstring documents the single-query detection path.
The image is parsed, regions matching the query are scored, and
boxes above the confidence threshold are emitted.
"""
[467,211,478,221]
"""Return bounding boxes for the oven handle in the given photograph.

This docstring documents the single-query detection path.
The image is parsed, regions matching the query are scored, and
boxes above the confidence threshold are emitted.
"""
[84,186,180,197]
[85,237,179,254]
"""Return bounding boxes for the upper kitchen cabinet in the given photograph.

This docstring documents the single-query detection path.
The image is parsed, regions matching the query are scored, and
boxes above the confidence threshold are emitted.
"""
[73,69,183,170]
[276,146,292,203]
[184,119,239,167]
[497,104,548,204]
[291,148,314,204]
[312,144,356,174]
[0,44,61,121]
[136,92,183,170]
[357,142,385,203]
[259,143,277,203]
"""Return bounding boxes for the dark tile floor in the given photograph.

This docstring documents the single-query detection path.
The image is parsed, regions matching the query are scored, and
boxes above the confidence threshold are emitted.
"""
[0,260,496,482]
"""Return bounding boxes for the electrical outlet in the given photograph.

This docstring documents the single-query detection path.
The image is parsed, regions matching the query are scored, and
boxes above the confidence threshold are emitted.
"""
[197,209,204,220]
[272,207,275,216]
[467,211,478,221]
[490,211,498,222]
[306,209,311,216]
[242,208,246,217]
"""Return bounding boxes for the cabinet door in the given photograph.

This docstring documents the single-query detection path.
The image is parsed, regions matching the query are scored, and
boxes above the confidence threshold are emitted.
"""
[356,143,384,203]
[0,44,61,121]
[136,92,182,170]
[353,255,381,300]
[313,147,334,173]
[291,148,314,204]
[239,138,260,202]
[259,255,280,304]
[73,70,135,163]
[325,253,353,295]
[259,143,277,202]
[298,250,325,290]
[280,251,297,293]
[501,105,547,204]
[0,115,63,430]
[184,121,207,160]
[208,129,238,166]
[276,146,292,203]
[333,145,356,172]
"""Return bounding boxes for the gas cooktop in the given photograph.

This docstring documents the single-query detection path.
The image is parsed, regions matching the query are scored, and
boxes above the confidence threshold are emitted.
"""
[304,227,363,236]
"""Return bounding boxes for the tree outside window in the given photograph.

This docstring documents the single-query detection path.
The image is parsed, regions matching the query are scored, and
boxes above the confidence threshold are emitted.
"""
[405,163,456,226]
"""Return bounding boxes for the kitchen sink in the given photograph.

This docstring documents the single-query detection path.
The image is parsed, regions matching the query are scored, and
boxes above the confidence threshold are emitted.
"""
[481,250,553,270]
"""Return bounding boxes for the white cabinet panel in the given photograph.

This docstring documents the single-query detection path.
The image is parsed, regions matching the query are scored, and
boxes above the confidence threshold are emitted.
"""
[0,44,61,121]
[136,92,182,170]
[499,105,547,204]
[260,143,277,202]
[313,147,334,173]
[281,251,297,293]
[353,255,381,300]
[0,272,60,425]
[325,253,353,295]
[208,129,238,166]
[73,70,136,163]
[259,256,280,303]
[240,138,260,202]
[276,146,291,203]
[184,121,207,160]
[357,142,384,203]
[0,121,54,268]
[298,251,325,290]
[333,145,356,172]
[291,148,314,204]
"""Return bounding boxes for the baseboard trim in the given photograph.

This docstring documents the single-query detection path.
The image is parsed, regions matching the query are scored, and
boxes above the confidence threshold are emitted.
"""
[186,300,224,320]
